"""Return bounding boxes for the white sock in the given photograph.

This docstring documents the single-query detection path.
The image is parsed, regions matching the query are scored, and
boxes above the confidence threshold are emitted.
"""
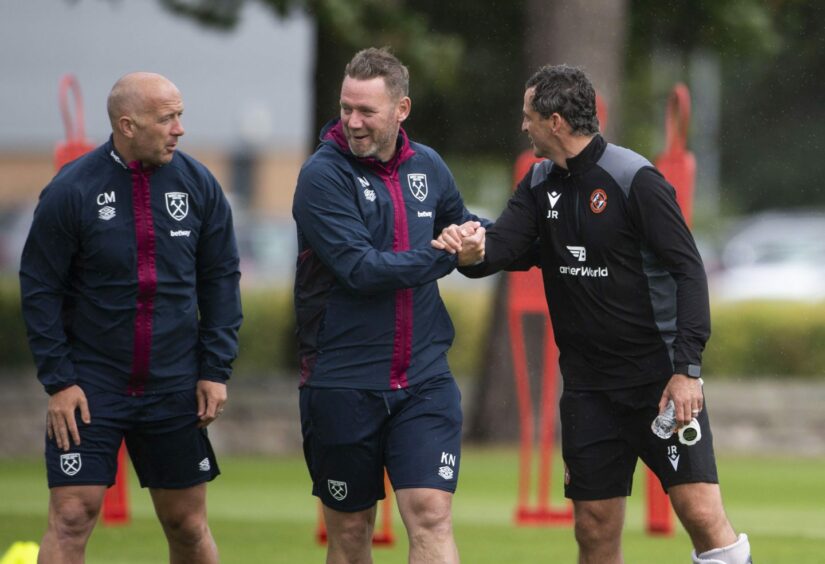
[691,533,751,564]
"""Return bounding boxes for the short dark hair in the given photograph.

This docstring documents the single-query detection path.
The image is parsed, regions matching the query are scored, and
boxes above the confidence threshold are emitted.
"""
[525,65,599,135]
[344,47,409,100]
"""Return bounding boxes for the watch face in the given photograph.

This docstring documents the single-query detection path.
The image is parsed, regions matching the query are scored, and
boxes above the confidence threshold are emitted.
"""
[681,427,698,441]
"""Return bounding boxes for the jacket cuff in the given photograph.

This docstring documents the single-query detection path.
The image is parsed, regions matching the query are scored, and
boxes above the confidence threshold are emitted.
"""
[674,363,702,378]
[44,381,77,395]
[199,373,229,384]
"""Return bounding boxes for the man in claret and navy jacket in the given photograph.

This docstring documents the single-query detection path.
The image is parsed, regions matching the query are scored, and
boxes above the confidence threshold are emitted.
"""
[20,72,241,564]
[292,47,485,563]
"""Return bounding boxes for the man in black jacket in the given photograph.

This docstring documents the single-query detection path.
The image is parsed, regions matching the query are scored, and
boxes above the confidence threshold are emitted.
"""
[435,65,751,564]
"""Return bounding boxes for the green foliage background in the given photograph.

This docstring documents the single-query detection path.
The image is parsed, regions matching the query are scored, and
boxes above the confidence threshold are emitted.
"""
[3,278,824,379]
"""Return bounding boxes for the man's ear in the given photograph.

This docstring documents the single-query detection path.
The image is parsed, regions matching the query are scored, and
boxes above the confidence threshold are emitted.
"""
[549,112,562,134]
[397,96,411,123]
[118,116,136,139]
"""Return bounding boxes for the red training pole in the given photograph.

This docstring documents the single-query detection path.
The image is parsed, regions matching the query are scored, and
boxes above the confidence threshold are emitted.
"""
[101,441,130,525]
[54,74,94,170]
[645,83,697,536]
[509,153,571,527]
[53,74,130,526]
[316,471,395,546]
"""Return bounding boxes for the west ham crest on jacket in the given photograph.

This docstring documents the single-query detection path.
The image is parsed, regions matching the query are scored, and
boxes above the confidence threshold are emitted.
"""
[165,192,189,221]
[407,173,428,202]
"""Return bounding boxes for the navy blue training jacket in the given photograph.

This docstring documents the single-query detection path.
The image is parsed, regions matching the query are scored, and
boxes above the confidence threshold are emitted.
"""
[20,137,242,396]
[292,120,479,390]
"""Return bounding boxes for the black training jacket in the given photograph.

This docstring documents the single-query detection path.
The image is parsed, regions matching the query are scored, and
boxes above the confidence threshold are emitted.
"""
[463,135,709,390]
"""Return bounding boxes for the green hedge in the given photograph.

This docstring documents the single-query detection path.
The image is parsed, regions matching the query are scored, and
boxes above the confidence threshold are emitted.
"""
[235,287,494,379]
[2,276,823,379]
[0,279,32,369]
[703,301,825,379]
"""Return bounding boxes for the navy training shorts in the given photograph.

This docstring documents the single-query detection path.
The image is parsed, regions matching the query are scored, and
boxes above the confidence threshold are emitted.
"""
[300,375,462,512]
[560,379,719,501]
[45,384,220,489]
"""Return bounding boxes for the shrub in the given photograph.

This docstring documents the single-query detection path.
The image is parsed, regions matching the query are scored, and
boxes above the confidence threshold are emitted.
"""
[703,301,825,378]
[0,278,31,370]
[3,275,824,380]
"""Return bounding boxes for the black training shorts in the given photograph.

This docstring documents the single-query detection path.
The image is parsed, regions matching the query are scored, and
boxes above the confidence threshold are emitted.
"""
[560,379,719,501]
[45,384,220,489]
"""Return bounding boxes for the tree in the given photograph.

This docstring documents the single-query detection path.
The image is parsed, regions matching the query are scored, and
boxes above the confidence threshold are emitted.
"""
[467,0,631,443]
[158,0,463,144]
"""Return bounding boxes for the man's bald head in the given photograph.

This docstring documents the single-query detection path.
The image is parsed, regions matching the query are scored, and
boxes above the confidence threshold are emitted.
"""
[107,72,180,128]
[107,72,185,167]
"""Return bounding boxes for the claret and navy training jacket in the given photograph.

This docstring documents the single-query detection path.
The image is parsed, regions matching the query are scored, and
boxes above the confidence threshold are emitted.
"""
[292,120,479,391]
[20,137,242,396]
[463,134,710,391]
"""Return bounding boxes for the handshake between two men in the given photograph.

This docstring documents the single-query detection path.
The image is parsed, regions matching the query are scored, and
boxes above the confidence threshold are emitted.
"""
[431,221,486,267]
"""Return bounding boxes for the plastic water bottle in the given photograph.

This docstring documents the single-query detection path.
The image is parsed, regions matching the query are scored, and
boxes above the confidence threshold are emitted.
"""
[651,400,702,445]
[651,400,677,439]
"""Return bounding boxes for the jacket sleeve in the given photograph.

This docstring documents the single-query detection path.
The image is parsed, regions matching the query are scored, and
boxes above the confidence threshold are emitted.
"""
[460,168,541,278]
[196,174,242,383]
[628,167,710,376]
[19,181,80,394]
[292,163,458,295]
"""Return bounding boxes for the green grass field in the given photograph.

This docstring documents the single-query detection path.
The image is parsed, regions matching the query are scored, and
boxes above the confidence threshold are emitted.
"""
[2,448,823,563]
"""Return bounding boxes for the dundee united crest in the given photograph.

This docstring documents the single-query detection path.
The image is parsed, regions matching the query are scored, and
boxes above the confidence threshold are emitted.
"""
[589,189,607,214]
[165,192,189,221]
[407,173,428,202]
[328,479,348,501]
[60,453,82,476]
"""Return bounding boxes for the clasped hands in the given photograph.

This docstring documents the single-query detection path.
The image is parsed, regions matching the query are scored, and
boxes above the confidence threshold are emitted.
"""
[431,221,486,267]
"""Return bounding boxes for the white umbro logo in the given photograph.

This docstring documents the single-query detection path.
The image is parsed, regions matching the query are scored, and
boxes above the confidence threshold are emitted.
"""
[438,466,454,480]
[99,206,116,221]
[567,246,587,262]
[363,188,376,202]
[199,458,211,472]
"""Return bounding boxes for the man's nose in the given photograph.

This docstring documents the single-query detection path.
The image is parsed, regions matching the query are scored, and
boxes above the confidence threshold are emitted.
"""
[348,111,364,129]
[172,118,185,137]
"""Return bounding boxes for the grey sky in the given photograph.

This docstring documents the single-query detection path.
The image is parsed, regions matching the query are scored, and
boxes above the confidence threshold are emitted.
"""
[0,0,314,151]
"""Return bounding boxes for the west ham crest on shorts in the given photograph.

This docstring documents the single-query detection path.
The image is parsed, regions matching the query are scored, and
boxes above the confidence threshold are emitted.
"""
[327,479,348,501]
[165,192,189,221]
[60,453,82,476]
[407,173,428,202]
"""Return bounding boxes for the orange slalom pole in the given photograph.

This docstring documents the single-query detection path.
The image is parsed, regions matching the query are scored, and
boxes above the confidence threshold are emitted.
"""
[101,441,130,525]
[316,471,395,546]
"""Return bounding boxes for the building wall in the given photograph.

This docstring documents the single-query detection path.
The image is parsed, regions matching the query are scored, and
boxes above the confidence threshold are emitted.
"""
[0,0,313,216]
[0,148,303,217]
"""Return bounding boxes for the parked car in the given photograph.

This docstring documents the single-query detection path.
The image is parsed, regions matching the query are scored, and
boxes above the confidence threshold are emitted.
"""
[709,210,825,303]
